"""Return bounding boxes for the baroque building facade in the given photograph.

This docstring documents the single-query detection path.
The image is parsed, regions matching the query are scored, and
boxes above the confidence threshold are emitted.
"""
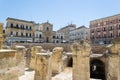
[90,14,120,44]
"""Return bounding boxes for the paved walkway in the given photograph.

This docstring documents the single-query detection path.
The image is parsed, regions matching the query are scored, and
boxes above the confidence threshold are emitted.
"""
[19,67,101,80]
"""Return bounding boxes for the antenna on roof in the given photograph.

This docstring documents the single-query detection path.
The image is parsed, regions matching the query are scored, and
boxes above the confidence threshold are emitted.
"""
[71,21,72,24]
[47,20,49,23]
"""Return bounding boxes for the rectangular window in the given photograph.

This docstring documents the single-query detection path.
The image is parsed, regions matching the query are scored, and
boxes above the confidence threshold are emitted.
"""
[16,32,18,36]
[10,31,13,35]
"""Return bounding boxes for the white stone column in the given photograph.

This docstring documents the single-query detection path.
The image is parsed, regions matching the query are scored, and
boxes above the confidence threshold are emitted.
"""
[71,41,91,80]
[34,52,52,80]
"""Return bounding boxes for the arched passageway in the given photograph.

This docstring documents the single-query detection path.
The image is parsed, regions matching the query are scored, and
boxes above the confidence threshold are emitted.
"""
[90,59,106,80]
[67,57,73,67]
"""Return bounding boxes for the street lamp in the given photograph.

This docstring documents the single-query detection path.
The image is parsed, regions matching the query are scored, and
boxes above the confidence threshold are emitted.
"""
[10,35,13,47]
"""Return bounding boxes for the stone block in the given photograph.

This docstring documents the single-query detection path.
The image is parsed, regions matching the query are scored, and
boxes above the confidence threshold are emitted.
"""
[34,52,52,80]
[52,47,63,74]
[30,46,43,69]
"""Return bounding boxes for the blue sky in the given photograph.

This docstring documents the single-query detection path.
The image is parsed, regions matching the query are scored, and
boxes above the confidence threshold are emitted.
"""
[0,0,120,30]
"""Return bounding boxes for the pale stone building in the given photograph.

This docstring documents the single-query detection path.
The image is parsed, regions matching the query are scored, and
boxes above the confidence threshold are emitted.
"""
[39,22,53,43]
[34,23,43,43]
[5,18,65,44]
[52,31,64,43]
[5,17,34,43]
[70,25,90,42]
[57,24,76,42]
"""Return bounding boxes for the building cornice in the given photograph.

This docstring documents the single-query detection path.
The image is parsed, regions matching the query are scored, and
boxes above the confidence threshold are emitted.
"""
[6,17,35,23]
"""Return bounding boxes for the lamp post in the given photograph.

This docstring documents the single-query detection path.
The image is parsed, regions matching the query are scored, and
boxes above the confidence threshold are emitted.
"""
[10,35,13,47]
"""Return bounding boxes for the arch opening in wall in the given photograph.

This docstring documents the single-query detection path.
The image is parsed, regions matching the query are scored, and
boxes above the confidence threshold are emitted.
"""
[67,57,73,67]
[90,59,106,80]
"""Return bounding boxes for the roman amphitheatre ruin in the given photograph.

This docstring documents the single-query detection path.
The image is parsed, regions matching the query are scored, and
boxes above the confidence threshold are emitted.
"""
[0,23,120,80]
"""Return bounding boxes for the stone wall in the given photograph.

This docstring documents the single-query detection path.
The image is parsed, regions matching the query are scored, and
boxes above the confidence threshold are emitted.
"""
[0,50,18,80]
[13,43,71,52]
[71,41,91,80]
[107,42,120,80]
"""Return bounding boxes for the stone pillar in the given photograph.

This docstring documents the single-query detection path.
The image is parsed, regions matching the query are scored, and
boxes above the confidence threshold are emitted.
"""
[71,41,91,80]
[0,23,3,49]
[34,52,52,80]
[0,50,18,80]
[15,46,26,76]
[25,48,31,67]
[30,46,43,69]
[52,47,63,74]
[107,40,120,80]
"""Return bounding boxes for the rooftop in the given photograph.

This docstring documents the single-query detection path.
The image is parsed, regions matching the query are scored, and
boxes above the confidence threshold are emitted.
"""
[6,17,35,23]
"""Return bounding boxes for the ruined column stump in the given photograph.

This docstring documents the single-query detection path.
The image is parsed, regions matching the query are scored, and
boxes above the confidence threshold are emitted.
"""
[52,47,63,74]
[15,46,26,76]
[34,52,52,80]
[107,38,120,80]
[0,23,3,49]
[30,46,43,69]
[71,41,91,80]
[0,50,18,80]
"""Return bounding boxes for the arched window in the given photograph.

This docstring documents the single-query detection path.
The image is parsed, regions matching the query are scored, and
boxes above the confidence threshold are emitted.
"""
[10,23,13,28]
[53,36,55,38]
[29,33,31,37]
[30,26,32,30]
[16,24,19,28]
[16,32,18,36]
[26,33,28,37]
[10,31,13,35]
[61,36,63,39]
[39,34,42,38]
[21,32,23,37]
[26,26,28,30]
[46,27,49,31]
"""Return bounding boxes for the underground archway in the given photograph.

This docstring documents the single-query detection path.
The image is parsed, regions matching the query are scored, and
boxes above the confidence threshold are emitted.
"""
[90,59,106,80]
[67,57,73,67]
